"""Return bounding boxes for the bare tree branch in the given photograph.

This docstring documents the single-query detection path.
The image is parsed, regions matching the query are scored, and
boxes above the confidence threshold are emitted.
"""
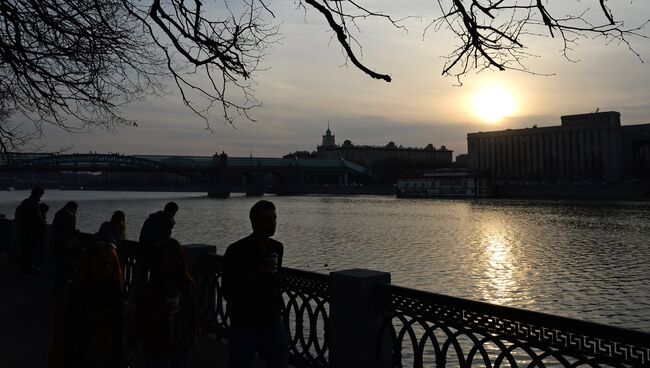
[429,0,648,80]
[0,0,647,152]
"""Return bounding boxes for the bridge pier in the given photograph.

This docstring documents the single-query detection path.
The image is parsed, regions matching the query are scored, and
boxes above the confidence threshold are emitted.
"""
[208,152,230,198]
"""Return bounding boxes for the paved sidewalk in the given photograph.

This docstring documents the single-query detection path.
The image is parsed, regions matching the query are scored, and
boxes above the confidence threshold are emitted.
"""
[0,253,54,368]
[0,253,230,368]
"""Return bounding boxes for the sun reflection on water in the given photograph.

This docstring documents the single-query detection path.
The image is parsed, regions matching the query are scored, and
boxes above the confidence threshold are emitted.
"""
[479,220,530,306]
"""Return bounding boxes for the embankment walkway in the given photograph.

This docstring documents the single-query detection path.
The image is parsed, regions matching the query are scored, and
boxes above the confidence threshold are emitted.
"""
[0,253,269,368]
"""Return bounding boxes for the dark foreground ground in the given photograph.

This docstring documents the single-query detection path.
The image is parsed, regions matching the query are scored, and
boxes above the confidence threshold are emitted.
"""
[0,253,273,368]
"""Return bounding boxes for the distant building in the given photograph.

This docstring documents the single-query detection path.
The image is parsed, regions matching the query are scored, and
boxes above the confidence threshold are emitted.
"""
[316,127,453,167]
[467,111,650,182]
[455,154,469,168]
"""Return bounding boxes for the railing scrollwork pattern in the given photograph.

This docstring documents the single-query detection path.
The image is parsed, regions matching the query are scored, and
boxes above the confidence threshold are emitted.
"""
[379,284,650,368]
[118,241,138,295]
[202,254,229,337]
[202,254,330,368]
[281,268,329,368]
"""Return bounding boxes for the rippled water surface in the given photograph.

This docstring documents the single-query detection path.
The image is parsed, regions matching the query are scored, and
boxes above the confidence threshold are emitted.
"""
[2,190,649,331]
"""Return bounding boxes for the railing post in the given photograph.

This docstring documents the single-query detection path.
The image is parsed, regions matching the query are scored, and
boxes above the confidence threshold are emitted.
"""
[329,268,391,368]
[183,244,217,327]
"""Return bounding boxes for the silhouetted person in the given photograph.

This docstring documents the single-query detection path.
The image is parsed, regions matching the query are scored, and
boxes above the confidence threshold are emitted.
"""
[51,201,80,295]
[40,203,50,222]
[223,200,288,368]
[49,241,127,368]
[95,211,127,260]
[14,187,45,273]
[129,202,179,307]
[131,238,199,368]
[139,202,178,264]
[111,210,126,249]
[96,221,118,246]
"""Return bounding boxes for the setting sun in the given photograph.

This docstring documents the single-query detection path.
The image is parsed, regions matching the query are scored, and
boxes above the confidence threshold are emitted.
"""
[471,85,517,123]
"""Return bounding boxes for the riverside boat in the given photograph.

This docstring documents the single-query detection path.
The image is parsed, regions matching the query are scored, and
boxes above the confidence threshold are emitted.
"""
[397,169,492,198]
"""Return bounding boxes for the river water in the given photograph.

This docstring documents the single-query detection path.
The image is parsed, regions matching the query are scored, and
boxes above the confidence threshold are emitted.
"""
[1,190,649,332]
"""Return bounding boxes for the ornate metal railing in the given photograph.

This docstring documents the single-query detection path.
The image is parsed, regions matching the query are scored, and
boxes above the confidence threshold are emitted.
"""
[281,267,330,368]
[2,219,649,368]
[118,241,138,295]
[202,254,330,368]
[202,254,229,337]
[379,284,650,368]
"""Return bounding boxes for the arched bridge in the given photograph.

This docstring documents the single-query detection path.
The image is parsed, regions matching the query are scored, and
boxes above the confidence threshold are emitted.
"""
[0,153,376,197]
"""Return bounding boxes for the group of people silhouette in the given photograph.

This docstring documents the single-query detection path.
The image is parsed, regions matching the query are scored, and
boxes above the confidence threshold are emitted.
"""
[12,188,288,368]
[13,189,196,367]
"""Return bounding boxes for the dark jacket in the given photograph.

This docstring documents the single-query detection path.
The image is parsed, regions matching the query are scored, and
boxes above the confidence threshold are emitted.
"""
[14,196,45,249]
[139,211,174,260]
[50,208,78,257]
[95,221,118,246]
[15,196,43,229]
[222,234,284,326]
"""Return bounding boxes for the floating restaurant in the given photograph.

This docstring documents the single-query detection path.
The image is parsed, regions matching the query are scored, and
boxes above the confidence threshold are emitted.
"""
[397,169,492,198]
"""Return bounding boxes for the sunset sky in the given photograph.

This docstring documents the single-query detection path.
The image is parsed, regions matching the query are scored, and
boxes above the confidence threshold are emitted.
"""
[31,1,650,158]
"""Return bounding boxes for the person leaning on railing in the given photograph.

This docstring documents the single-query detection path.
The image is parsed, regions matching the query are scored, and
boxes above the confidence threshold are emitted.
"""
[222,200,288,368]
[128,202,178,309]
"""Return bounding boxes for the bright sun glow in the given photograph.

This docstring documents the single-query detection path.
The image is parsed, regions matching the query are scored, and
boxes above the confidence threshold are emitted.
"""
[471,85,517,123]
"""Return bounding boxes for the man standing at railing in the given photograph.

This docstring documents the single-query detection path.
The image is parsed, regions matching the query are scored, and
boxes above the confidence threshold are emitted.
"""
[14,187,45,273]
[222,200,288,368]
[128,202,179,305]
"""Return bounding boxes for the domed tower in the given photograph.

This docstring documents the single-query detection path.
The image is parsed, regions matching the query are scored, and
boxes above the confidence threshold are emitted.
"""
[321,122,336,148]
